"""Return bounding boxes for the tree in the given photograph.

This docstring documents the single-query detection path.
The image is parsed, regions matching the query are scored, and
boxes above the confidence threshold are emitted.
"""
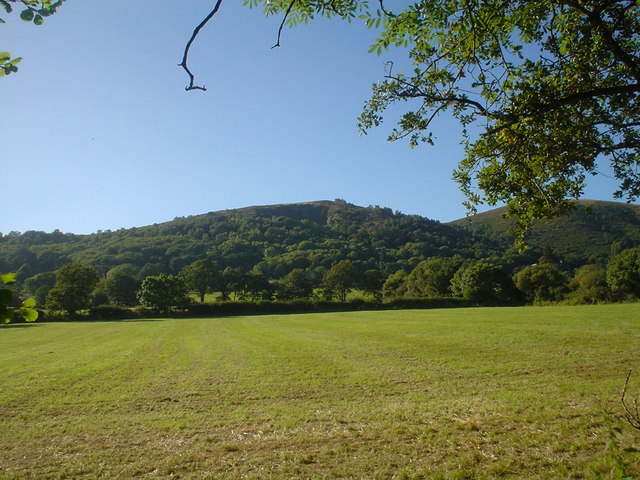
[182,0,640,238]
[382,269,408,299]
[220,267,243,301]
[179,259,221,302]
[106,263,139,278]
[405,256,463,297]
[513,263,568,304]
[451,261,516,305]
[22,271,56,305]
[568,263,610,303]
[1,1,65,76]
[358,269,385,301]
[45,263,99,316]
[606,247,640,299]
[137,274,189,313]
[322,260,359,301]
[277,268,315,300]
[241,271,273,301]
[94,270,140,307]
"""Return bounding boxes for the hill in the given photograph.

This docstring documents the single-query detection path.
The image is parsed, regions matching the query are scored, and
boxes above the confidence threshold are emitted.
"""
[0,200,505,282]
[450,199,640,262]
[2,199,639,285]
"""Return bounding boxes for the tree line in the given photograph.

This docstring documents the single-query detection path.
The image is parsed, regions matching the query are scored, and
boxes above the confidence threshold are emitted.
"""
[2,200,639,319]
[12,246,640,319]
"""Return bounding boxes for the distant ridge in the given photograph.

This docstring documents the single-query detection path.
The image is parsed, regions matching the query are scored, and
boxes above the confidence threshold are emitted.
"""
[450,199,640,260]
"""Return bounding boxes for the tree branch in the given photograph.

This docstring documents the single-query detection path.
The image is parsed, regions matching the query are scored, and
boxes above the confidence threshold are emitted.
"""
[487,82,640,135]
[557,0,640,82]
[180,0,224,91]
[378,0,395,18]
[387,74,490,116]
[272,0,298,49]
[544,82,640,109]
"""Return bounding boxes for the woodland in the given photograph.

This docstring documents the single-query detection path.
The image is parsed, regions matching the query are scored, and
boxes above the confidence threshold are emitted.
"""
[1,199,639,319]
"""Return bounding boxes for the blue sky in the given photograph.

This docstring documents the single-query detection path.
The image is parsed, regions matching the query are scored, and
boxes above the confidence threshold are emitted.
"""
[1,0,623,234]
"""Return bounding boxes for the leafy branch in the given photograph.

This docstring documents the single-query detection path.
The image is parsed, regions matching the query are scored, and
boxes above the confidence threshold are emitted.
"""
[0,273,38,324]
[0,0,65,77]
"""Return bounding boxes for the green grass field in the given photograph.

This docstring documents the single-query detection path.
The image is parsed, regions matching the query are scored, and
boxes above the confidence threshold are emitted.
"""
[1,304,639,479]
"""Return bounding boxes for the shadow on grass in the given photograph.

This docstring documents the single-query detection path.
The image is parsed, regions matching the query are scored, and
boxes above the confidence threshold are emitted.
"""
[61,318,169,324]
[0,322,45,328]
[3,318,169,326]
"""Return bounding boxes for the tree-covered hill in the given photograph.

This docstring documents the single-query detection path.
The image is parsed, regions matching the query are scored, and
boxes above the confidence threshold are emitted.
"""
[0,200,505,282]
[2,199,639,287]
[450,200,640,263]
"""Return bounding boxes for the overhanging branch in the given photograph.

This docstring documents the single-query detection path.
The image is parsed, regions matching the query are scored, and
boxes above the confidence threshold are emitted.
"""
[180,0,224,91]
[486,82,640,134]
[272,0,298,49]
[378,0,395,17]
[387,74,490,116]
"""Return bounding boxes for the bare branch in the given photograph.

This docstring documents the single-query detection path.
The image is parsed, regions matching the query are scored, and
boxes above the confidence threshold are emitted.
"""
[272,0,298,49]
[378,0,395,18]
[180,0,224,91]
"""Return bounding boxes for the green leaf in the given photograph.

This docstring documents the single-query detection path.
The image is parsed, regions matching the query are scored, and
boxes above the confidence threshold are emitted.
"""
[20,8,34,22]
[33,14,43,25]
[21,307,38,322]
[0,52,10,62]
[9,57,22,66]
[0,273,16,285]
[22,298,36,308]
[0,288,13,304]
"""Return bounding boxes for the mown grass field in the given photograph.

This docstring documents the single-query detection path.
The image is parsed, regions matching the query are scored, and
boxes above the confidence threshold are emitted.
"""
[1,304,639,479]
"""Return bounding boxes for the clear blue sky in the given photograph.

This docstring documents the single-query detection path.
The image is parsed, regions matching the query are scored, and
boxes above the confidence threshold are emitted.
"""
[1,0,623,234]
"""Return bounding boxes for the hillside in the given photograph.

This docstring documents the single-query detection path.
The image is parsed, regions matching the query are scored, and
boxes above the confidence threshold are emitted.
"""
[2,199,639,284]
[0,200,504,281]
[450,200,640,262]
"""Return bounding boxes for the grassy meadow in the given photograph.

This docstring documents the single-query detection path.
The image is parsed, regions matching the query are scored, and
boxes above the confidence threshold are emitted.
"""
[1,304,639,479]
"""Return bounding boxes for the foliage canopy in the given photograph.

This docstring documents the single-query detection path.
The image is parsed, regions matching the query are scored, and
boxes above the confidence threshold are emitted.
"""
[513,262,568,303]
[606,246,640,298]
[45,263,99,316]
[137,274,189,312]
[179,259,221,303]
